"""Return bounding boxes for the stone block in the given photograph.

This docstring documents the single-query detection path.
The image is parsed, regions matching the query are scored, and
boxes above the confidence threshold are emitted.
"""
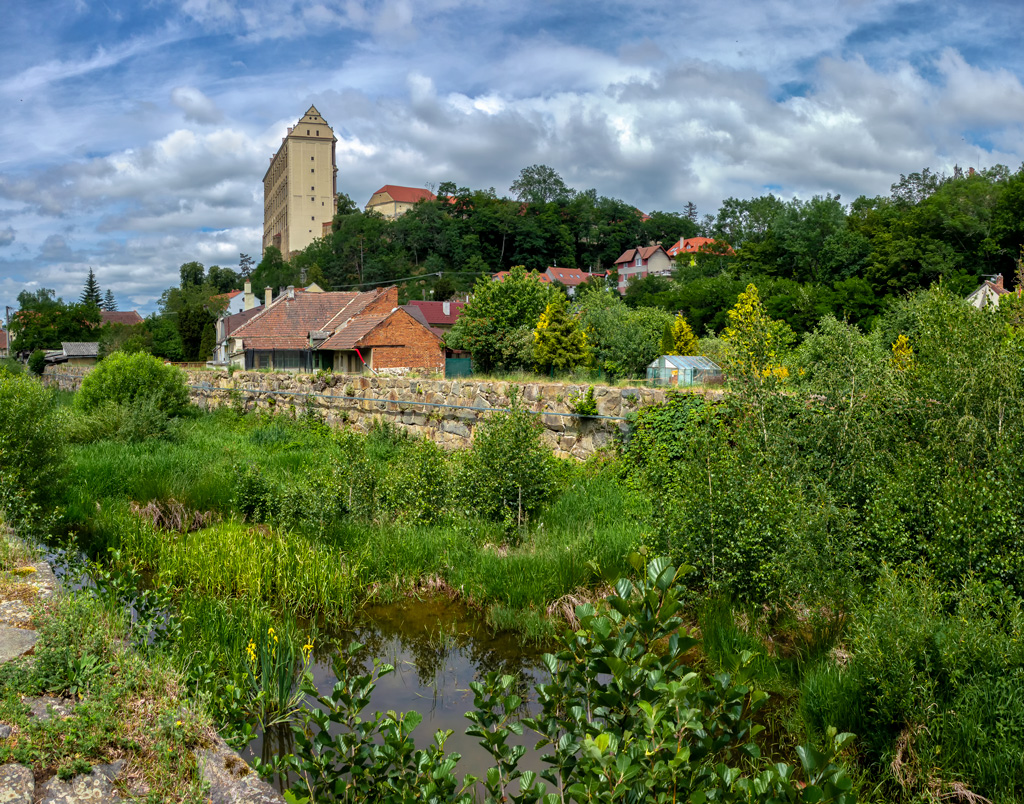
[441,421,471,438]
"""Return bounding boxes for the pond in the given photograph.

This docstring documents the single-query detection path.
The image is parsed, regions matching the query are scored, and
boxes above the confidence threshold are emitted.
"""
[244,596,552,793]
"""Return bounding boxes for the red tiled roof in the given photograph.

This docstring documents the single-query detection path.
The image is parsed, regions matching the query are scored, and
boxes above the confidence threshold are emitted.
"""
[224,306,264,337]
[213,290,243,301]
[318,316,389,350]
[100,310,144,326]
[540,267,600,287]
[666,237,735,257]
[231,290,382,350]
[368,185,437,205]
[406,300,465,326]
[614,246,666,265]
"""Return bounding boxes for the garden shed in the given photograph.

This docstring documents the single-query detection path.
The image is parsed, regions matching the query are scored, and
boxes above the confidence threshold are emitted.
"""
[646,355,723,387]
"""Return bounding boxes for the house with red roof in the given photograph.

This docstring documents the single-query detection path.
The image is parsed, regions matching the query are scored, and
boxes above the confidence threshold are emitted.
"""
[100,310,144,326]
[403,300,466,335]
[364,185,437,219]
[0,329,8,358]
[966,273,1012,310]
[613,246,673,295]
[666,237,735,263]
[227,286,443,375]
[491,267,604,297]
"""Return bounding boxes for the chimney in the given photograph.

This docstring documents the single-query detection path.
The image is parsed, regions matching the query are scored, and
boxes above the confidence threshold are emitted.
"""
[265,286,273,307]
[287,285,295,299]
[994,274,1005,291]
[243,281,255,311]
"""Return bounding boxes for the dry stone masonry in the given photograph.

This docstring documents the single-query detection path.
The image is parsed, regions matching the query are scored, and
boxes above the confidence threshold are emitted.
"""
[45,367,689,460]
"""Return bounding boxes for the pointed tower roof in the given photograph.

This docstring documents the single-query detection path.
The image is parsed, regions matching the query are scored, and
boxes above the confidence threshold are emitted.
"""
[298,106,326,126]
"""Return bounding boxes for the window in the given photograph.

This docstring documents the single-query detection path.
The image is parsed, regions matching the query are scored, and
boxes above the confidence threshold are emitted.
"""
[307,129,310,135]
[311,168,315,173]
[277,352,301,370]
[635,253,642,267]
[311,216,315,221]
[256,353,271,369]
[316,130,319,135]
[310,156,314,161]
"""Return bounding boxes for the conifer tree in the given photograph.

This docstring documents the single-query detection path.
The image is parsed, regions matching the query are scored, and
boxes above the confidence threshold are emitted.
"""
[660,322,674,354]
[670,315,699,355]
[533,294,589,374]
[102,289,118,312]
[80,268,102,308]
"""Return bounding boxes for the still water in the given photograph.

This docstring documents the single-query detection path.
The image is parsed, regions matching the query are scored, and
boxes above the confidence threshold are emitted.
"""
[244,597,552,792]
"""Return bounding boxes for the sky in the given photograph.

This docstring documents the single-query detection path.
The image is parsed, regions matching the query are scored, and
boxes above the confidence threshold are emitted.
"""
[1,0,1023,318]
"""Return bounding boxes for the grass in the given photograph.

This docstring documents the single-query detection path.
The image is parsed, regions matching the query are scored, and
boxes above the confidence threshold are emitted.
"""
[58,407,644,631]
[0,589,213,802]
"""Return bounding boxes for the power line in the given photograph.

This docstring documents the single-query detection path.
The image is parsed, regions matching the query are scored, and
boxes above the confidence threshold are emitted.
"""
[327,270,491,291]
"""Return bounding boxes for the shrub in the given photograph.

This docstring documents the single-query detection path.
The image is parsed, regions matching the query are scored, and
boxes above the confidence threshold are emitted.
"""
[0,372,63,528]
[77,352,189,417]
[0,357,22,376]
[458,388,553,531]
[28,350,47,375]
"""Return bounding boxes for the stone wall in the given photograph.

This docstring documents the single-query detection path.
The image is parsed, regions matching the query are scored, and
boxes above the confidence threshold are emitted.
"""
[43,367,691,460]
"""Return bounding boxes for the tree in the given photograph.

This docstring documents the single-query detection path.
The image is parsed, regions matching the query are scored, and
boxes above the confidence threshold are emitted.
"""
[722,283,796,388]
[80,268,102,308]
[445,266,559,373]
[670,315,699,355]
[179,261,205,288]
[238,253,255,278]
[509,164,572,205]
[11,289,100,353]
[533,294,589,373]
[206,265,241,294]
[250,246,298,292]
[102,289,118,311]
[432,275,456,301]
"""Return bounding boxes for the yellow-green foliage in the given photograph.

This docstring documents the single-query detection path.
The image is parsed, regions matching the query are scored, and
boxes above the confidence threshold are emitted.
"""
[115,516,361,618]
[532,294,589,373]
[890,333,914,372]
[722,283,795,385]
[670,315,699,356]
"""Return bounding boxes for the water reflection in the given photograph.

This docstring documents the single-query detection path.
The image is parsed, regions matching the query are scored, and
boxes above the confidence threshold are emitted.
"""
[244,597,550,792]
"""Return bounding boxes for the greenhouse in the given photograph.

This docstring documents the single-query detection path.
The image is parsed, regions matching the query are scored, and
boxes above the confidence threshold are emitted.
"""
[646,355,724,387]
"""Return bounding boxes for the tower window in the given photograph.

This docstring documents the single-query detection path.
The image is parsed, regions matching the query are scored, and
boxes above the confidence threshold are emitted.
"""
[311,216,315,221]
[310,156,314,161]
[311,168,314,173]
[316,130,319,135]
[311,185,315,191]
[307,129,310,135]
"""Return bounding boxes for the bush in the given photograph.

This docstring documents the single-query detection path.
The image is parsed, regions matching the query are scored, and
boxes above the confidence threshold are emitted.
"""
[0,357,22,376]
[28,350,47,375]
[77,352,189,417]
[458,388,553,532]
[0,372,63,525]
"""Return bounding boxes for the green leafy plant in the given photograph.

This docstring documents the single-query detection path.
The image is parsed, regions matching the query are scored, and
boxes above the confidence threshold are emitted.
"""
[567,385,598,417]
[77,351,189,417]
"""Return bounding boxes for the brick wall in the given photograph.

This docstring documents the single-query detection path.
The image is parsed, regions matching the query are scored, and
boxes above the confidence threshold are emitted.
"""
[363,309,444,374]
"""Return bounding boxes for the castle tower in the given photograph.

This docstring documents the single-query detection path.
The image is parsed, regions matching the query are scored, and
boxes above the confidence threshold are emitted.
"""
[263,106,338,259]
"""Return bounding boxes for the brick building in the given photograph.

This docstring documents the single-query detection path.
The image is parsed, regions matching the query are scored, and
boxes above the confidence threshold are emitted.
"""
[227,286,443,375]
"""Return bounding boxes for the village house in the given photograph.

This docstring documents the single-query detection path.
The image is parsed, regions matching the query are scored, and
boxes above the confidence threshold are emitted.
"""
[665,237,735,264]
[0,329,7,358]
[99,310,144,326]
[364,185,436,220]
[226,285,443,375]
[966,273,1011,309]
[491,267,604,297]
[402,300,466,335]
[613,245,673,294]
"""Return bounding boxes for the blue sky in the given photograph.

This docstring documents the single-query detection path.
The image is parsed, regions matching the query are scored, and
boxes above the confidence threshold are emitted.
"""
[1,0,1023,316]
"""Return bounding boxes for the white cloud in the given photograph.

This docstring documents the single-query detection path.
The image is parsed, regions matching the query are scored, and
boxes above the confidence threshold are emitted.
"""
[171,86,223,124]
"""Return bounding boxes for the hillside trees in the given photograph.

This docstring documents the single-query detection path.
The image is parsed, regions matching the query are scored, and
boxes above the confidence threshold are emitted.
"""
[445,266,559,372]
[11,288,101,352]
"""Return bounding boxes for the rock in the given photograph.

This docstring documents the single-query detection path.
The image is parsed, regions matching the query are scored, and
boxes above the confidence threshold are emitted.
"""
[197,737,284,804]
[38,761,123,804]
[0,724,12,739]
[440,421,471,438]
[22,696,75,722]
[0,762,33,803]
[0,627,37,664]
